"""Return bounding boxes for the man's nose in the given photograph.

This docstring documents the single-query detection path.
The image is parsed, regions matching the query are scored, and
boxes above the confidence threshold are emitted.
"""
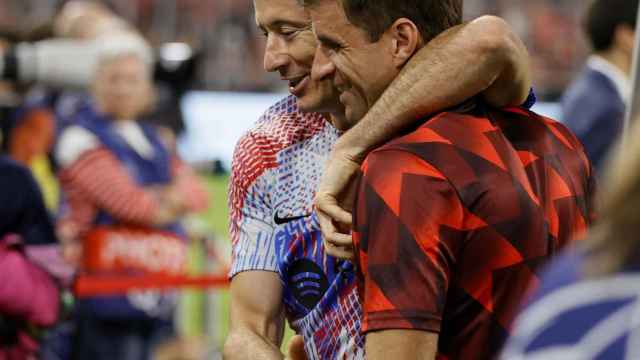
[263,34,288,73]
[311,45,336,83]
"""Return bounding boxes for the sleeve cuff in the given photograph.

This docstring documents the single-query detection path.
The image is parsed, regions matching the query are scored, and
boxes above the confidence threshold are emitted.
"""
[229,256,278,279]
[363,310,442,334]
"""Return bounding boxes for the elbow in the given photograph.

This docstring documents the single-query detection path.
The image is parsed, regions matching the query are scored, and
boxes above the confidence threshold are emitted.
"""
[223,320,284,359]
[470,15,531,105]
[468,15,518,61]
[223,331,245,359]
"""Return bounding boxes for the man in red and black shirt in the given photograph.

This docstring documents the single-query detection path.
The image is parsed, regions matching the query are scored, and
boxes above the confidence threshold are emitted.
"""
[352,106,595,359]
[304,0,596,358]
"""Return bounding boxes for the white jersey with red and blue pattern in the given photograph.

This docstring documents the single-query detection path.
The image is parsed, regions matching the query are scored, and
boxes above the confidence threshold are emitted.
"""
[229,95,365,359]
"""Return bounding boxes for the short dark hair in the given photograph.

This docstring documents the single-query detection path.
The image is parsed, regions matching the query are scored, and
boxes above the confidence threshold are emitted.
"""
[301,0,463,42]
[584,0,639,51]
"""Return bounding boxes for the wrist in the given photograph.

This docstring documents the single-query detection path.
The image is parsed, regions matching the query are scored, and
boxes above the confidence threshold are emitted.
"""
[334,132,370,164]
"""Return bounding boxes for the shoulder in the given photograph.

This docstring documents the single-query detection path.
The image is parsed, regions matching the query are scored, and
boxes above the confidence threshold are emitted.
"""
[231,95,331,180]
[0,157,38,191]
[55,125,101,168]
[487,104,592,167]
[518,107,588,151]
[234,96,329,152]
[363,110,490,183]
[0,156,30,177]
[497,107,596,186]
[0,157,42,205]
[375,109,493,156]
[566,66,617,92]
[247,95,328,141]
[562,68,623,112]
[362,137,450,199]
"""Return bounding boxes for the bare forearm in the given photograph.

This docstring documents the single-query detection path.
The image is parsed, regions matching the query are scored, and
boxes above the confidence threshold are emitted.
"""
[226,272,287,360]
[224,311,285,360]
[224,328,285,360]
[336,15,530,159]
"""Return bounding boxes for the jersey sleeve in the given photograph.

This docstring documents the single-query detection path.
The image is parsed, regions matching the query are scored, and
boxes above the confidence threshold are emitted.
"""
[353,148,464,334]
[228,131,278,278]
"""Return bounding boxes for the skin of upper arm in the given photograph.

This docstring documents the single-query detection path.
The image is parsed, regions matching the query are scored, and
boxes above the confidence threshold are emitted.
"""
[366,329,438,360]
[225,271,286,359]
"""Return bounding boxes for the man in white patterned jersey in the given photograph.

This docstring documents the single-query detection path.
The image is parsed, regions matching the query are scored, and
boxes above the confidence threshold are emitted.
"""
[224,1,534,359]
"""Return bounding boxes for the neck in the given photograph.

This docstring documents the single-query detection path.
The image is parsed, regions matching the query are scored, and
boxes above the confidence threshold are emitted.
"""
[597,48,632,77]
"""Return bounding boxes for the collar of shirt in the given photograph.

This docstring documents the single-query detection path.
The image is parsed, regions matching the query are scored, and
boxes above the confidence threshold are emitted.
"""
[587,55,631,104]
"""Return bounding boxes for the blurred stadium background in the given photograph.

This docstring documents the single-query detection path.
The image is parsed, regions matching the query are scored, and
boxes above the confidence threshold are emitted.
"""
[0,0,588,95]
[0,0,596,356]
[0,0,588,168]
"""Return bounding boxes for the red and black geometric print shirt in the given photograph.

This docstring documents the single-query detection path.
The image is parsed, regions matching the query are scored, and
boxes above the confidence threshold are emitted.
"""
[353,103,596,360]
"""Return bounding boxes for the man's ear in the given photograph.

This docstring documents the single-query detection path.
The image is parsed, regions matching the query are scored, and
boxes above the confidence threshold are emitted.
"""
[389,18,421,68]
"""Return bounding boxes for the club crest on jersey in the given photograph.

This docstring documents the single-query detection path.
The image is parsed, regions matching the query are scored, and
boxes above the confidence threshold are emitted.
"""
[287,259,329,310]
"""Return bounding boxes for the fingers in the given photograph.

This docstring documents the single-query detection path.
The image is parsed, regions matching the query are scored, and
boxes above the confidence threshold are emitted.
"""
[324,242,355,260]
[314,144,364,260]
[315,193,353,226]
[317,210,354,260]
[317,209,352,246]
[287,335,308,360]
[315,150,361,214]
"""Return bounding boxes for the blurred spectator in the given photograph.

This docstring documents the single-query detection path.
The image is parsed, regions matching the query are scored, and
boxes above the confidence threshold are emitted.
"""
[53,1,128,40]
[0,156,61,359]
[0,157,57,251]
[562,0,638,175]
[466,0,589,100]
[7,108,59,211]
[501,116,640,359]
[0,0,592,96]
[54,47,208,359]
[0,1,154,217]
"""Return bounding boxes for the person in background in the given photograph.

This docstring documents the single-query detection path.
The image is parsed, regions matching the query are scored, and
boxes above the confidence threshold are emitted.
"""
[501,117,640,359]
[54,48,208,360]
[0,156,61,359]
[562,0,638,174]
[1,0,154,218]
[7,107,59,212]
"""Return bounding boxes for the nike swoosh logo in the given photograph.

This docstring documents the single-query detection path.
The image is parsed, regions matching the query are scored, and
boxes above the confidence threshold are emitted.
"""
[274,212,311,225]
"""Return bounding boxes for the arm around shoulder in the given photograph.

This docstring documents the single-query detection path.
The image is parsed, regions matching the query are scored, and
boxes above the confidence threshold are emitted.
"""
[314,16,532,241]
[335,15,532,158]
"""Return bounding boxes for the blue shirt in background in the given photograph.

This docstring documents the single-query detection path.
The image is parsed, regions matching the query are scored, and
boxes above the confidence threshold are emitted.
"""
[502,250,640,359]
[562,56,628,176]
